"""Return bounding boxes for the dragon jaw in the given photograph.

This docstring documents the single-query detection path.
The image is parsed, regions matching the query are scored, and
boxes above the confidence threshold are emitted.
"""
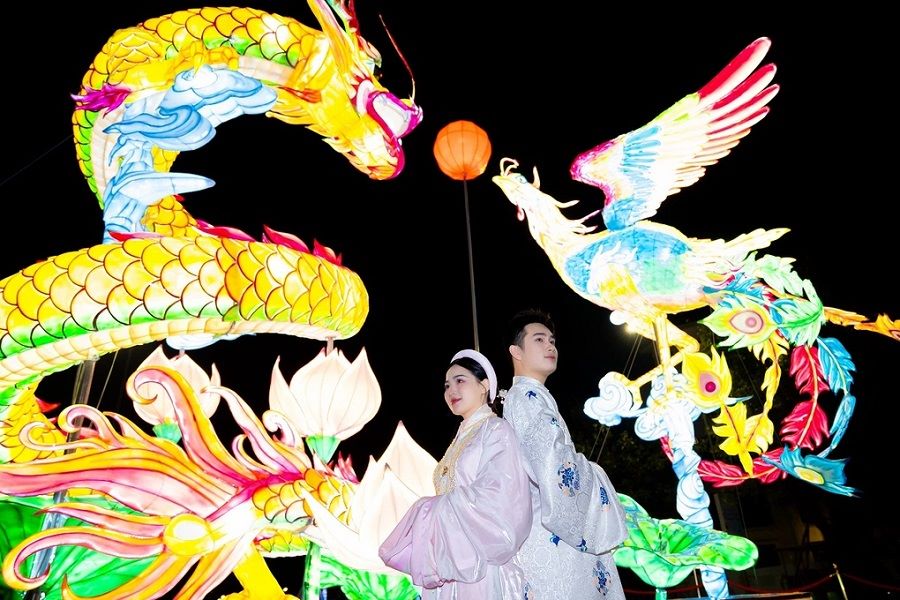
[355,85,423,180]
[274,78,422,180]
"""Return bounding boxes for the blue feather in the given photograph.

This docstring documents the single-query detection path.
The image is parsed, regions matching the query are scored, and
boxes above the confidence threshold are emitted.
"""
[817,338,856,394]
[627,125,660,144]
[711,274,766,299]
[820,393,856,458]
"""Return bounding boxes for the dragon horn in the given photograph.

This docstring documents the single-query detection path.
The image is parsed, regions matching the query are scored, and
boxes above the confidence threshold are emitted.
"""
[325,0,356,30]
[308,0,353,74]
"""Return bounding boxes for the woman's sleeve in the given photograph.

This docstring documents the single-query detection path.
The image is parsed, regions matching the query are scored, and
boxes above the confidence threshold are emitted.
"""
[378,420,532,589]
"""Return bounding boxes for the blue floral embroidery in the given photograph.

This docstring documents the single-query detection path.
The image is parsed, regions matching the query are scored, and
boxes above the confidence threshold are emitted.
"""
[593,560,610,595]
[526,390,538,399]
[550,416,559,426]
[557,461,580,496]
[523,582,532,599]
[578,538,587,552]
[599,485,610,506]
[550,533,560,545]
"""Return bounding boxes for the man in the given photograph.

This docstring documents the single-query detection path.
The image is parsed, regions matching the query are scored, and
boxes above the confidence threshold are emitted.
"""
[503,309,627,598]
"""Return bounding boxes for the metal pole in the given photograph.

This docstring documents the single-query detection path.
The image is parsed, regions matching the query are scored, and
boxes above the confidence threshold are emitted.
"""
[25,356,98,600]
[834,563,849,600]
[462,178,480,351]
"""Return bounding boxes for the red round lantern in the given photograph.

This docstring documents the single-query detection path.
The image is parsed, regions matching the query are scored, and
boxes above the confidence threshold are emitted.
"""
[433,120,492,181]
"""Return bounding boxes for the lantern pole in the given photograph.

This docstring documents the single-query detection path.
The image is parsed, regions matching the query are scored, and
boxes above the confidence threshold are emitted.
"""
[462,177,480,351]
[25,354,98,600]
[433,120,491,352]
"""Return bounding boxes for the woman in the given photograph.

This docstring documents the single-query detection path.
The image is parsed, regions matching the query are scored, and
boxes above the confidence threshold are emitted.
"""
[378,349,533,599]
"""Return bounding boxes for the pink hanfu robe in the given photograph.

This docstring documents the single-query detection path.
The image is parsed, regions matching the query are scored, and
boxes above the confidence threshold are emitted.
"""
[379,404,533,599]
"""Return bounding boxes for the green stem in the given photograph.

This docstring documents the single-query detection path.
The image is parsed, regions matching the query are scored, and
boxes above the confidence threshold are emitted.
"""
[302,541,323,600]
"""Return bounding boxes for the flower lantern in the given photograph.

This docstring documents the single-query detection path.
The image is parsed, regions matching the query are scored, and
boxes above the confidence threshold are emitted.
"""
[126,345,221,442]
[269,347,380,462]
[298,421,438,573]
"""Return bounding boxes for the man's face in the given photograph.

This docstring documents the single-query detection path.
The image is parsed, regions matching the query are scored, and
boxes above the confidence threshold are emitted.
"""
[511,323,558,380]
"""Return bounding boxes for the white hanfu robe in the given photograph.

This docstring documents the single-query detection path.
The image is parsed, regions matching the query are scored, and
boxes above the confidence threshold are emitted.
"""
[503,376,628,599]
[379,404,533,599]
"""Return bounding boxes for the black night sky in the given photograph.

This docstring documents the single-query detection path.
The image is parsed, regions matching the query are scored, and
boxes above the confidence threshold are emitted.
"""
[1,3,897,597]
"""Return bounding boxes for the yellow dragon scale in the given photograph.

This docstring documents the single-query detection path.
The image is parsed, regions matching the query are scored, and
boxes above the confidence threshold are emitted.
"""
[0,236,368,463]
[1,1,422,596]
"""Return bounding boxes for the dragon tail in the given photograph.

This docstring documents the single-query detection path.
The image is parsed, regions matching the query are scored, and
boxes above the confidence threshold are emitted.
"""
[0,383,65,464]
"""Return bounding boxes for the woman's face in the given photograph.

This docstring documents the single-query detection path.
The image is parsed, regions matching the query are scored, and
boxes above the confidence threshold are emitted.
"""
[444,364,488,420]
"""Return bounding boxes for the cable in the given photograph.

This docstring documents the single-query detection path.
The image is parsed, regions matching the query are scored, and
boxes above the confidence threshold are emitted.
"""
[841,572,900,592]
[94,349,120,411]
[623,582,701,595]
[588,333,642,462]
[620,569,899,597]
[0,135,70,188]
[729,572,835,593]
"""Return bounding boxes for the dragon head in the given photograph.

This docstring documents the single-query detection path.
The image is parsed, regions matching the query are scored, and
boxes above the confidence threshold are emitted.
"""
[271,0,422,180]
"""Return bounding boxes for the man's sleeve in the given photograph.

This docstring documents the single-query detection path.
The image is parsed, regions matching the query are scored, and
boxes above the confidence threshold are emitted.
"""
[506,388,627,554]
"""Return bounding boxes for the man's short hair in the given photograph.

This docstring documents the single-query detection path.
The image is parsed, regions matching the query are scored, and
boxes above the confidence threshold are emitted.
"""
[509,309,555,347]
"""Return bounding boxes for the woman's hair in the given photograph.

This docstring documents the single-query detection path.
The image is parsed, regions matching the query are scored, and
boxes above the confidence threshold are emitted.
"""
[448,356,501,416]
[449,356,490,388]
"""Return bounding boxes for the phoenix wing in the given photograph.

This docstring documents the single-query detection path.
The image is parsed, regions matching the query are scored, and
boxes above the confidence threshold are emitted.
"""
[570,38,778,230]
